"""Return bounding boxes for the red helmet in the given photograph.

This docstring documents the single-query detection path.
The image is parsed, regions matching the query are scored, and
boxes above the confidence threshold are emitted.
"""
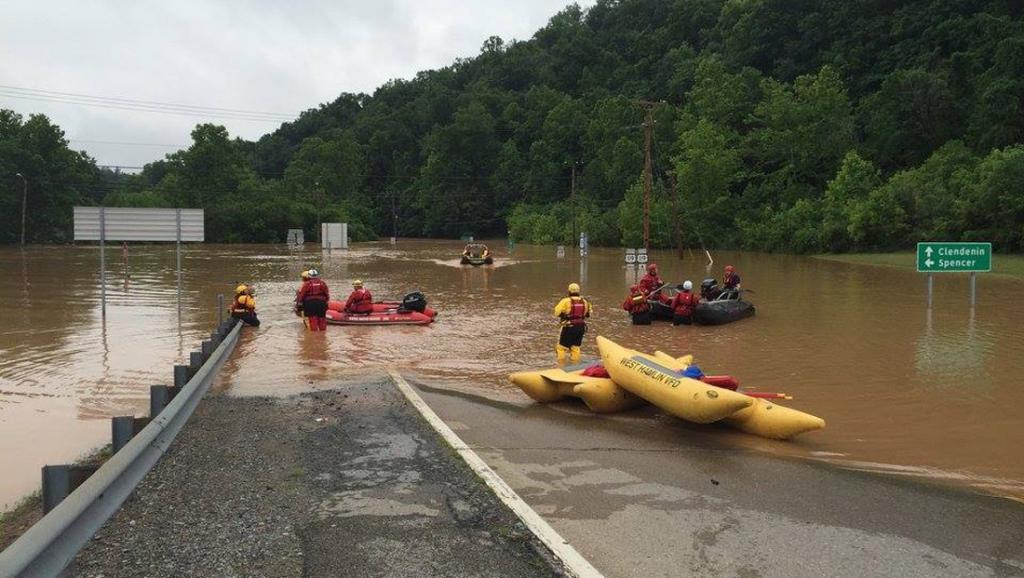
[724,265,735,272]
[647,263,658,273]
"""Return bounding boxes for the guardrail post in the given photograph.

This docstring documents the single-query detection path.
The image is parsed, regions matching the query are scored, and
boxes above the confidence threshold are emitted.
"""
[150,385,170,417]
[175,365,190,388]
[42,465,71,514]
[210,330,221,347]
[201,340,213,359]
[217,293,224,326]
[190,350,204,369]
[112,416,135,453]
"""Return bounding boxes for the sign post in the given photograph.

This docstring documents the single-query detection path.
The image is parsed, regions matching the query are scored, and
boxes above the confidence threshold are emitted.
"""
[916,242,991,308]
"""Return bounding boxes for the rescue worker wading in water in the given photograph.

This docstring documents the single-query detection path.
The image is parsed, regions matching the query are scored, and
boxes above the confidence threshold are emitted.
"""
[670,280,699,326]
[622,284,652,325]
[344,280,374,314]
[553,283,592,363]
[230,284,260,327]
[296,269,330,331]
[294,270,311,327]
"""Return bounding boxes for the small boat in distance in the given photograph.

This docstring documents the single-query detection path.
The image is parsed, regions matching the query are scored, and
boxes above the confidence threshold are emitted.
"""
[460,243,493,266]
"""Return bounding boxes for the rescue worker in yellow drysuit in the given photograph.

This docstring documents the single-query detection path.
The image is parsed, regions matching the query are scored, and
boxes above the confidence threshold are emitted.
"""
[230,284,260,327]
[553,282,592,363]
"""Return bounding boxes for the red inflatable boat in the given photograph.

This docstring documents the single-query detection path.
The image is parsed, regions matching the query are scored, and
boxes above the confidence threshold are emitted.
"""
[325,308,434,326]
[324,292,437,326]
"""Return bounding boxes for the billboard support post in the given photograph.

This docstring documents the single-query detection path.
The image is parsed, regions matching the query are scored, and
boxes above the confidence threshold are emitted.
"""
[176,209,182,318]
[100,207,106,317]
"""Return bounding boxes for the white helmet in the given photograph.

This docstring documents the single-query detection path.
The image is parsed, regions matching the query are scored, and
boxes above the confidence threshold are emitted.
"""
[308,269,320,277]
[683,280,693,291]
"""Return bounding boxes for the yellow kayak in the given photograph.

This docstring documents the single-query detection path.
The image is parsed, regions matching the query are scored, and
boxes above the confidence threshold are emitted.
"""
[597,336,752,423]
[508,365,646,413]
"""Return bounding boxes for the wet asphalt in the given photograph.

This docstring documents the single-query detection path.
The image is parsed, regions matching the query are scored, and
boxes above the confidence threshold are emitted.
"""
[70,378,562,578]
[414,378,1024,578]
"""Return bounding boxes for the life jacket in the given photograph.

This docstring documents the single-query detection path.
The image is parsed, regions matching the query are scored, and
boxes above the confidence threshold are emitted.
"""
[624,292,650,313]
[231,295,254,314]
[346,288,373,313]
[723,272,741,289]
[302,279,329,302]
[639,274,662,295]
[563,296,588,326]
[672,291,698,316]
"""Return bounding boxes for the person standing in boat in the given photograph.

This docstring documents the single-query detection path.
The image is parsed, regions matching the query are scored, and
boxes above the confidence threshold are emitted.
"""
[230,284,260,327]
[670,280,699,326]
[638,263,664,297]
[344,280,374,315]
[723,265,742,298]
[296,269,330,331]
[553,282,592,363]
[622,284,652,325]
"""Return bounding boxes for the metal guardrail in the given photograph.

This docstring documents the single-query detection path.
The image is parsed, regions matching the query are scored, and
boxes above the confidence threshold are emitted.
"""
[0,320,243,578]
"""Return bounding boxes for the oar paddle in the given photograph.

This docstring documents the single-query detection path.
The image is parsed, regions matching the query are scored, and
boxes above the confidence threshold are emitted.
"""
[742,392,792,400]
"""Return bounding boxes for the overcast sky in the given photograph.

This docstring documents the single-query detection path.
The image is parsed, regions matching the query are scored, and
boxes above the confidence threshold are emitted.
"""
[0,0,592,168]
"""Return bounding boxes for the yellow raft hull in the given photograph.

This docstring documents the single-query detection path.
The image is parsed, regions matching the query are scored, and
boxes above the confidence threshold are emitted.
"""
[652,349,825,439]
[597,336,752,424]
[508,367,646,413]
[724,398,826,439]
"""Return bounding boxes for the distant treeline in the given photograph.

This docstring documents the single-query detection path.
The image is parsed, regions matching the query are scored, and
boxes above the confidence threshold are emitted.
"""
[3,0,1024,251]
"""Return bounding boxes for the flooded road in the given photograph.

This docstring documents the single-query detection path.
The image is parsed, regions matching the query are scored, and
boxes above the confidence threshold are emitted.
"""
[1,240,1023,508]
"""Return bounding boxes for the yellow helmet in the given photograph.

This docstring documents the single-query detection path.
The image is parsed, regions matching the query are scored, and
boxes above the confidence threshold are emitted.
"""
[301,270,310,280]
[353,279,363,287]
[567,282,580,294]
[235,284,248,295]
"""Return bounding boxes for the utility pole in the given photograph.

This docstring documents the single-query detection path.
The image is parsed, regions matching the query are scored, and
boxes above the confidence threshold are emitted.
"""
[15,173,27,246]
[668,170,683,259]
[633,100,663,251]
[570,162,577,247]
[392,189,399,242]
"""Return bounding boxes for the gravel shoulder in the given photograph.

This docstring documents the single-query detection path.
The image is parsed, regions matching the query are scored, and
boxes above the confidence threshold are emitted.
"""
[70,378,563,577]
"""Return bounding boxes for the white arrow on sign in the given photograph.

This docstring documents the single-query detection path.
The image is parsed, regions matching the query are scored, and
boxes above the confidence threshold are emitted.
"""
[925,246,934,257]
[925,259,934,267]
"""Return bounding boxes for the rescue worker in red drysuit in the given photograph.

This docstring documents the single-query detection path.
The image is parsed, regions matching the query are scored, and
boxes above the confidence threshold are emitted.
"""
[634,260,667,297]
[621,284,652,325]
[344,280,374,314]
[296,268,330,331]
[722,265,742,298]
[670,280,699,326]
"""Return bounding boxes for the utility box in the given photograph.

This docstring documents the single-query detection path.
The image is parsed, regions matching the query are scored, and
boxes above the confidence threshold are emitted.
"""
[321,223,348,251]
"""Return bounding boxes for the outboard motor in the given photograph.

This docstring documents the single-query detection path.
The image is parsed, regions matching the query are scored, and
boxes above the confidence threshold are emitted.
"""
[700,278,720,300]
[402,291,428,313]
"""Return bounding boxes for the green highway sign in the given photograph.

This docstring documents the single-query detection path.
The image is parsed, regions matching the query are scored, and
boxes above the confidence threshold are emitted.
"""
[917,242,991,273]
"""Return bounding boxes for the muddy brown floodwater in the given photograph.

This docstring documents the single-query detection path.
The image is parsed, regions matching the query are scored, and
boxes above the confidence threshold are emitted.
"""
[1,240,1023,509]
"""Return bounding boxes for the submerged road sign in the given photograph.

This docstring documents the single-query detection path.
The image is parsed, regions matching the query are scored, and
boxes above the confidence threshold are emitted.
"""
[916,242,991,273]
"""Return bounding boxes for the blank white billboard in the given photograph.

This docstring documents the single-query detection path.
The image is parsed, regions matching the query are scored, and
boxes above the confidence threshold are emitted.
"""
[321,222,348,249]
[73,207,204,242]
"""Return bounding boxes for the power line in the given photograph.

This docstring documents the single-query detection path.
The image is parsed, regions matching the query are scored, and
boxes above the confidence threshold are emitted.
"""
[71,139,188,148]
[0,84,296,119]
[0,87,296,123]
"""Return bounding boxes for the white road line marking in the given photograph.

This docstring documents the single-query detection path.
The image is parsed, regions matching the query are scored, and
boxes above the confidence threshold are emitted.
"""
[388,368,604,578]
